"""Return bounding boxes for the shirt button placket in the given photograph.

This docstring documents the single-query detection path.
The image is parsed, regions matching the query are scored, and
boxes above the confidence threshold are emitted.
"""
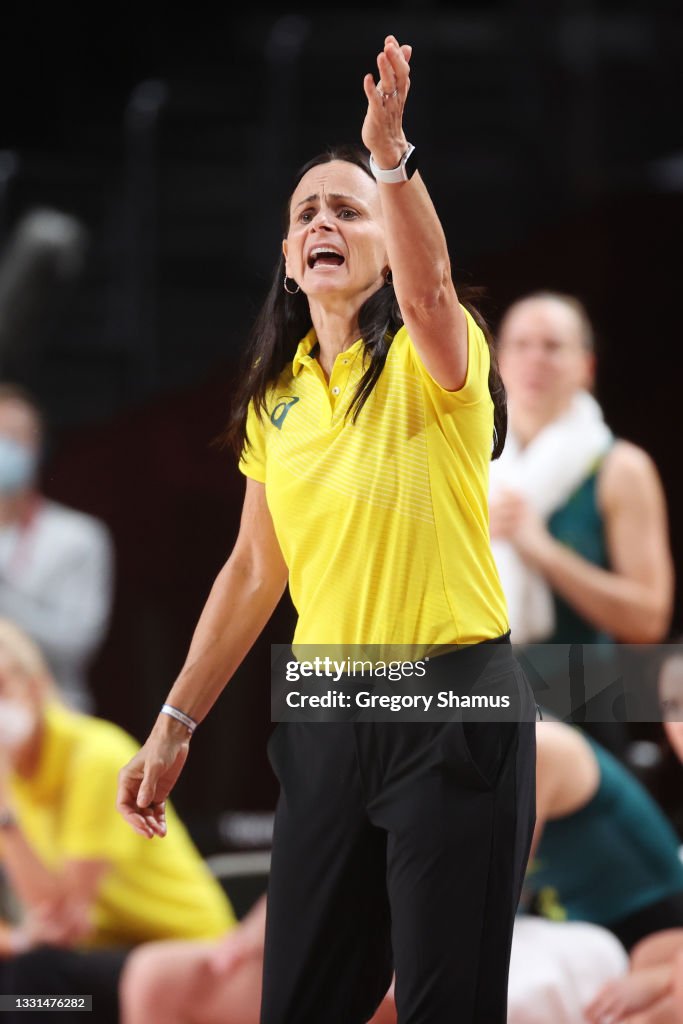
[329,352,353,425]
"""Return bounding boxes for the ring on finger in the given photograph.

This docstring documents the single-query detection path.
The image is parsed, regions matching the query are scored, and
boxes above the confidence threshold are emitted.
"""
[377,86,399,100]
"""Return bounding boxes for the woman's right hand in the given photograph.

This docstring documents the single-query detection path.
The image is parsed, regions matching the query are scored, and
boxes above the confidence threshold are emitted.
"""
[116,718,191,839]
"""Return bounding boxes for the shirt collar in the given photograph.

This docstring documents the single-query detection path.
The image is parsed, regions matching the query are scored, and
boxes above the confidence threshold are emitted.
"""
[292,329,365,377]
[292,328,319,377]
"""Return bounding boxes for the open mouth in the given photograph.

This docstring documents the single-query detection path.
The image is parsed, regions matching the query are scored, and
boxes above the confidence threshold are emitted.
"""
[307,246,345,269]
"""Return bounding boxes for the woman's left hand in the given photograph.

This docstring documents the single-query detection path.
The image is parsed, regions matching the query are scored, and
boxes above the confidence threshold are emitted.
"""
[362,35,413,169]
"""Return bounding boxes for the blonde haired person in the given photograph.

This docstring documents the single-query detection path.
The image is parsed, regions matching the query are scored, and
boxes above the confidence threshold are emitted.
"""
[491,292,673,740]
[0,618,234,1023]
[492,291,672,648]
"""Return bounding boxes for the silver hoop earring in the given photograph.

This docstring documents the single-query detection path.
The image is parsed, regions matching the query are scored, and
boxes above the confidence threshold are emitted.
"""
[284,274,300,295]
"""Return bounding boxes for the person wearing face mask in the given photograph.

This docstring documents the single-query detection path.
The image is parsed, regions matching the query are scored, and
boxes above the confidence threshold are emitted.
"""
[489,293,674,739]
[0,383,114,713]
[0,618,235,1023]
[117,35,537,1024]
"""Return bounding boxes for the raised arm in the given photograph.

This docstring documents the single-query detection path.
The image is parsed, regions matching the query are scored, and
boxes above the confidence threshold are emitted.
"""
[362,35,467,391]
[117,477,288,838]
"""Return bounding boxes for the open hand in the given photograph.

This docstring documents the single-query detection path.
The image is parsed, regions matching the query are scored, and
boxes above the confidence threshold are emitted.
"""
[362,35,413,169]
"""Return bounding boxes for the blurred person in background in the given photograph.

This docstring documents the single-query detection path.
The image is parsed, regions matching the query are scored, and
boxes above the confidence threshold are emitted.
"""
[119,892,397,1024]
[507,916,627,1024]
[0,618,235,1024]
[530,716,683,1024]
[0,383,113,712]
[585,645,683,1024]
[119,894,267,1024]
[118,875,624,1024]
[489,292,674,745]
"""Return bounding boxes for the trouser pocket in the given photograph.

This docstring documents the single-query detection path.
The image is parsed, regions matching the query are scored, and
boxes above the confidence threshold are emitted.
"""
[439,719,518,791]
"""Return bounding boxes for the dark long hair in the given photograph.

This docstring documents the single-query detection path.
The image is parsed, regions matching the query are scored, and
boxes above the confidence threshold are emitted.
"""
[223,144,507,460]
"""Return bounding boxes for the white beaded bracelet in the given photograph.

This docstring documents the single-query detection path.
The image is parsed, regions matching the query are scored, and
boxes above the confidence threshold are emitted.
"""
[160,704,198,735]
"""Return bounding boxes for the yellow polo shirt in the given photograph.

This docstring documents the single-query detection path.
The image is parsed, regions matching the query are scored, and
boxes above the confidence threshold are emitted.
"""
[6,702,235,947]
[239,307,509,650]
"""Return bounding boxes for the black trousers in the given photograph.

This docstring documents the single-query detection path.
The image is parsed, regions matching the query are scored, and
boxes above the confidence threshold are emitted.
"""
[260,646,537,1024]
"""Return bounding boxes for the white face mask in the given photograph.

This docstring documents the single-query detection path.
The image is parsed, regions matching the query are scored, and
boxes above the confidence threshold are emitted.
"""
[0,697,35,750]
[0,437,37,496]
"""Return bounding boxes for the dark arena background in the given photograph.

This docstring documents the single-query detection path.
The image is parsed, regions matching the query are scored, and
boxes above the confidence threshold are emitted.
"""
[1,2,681,849]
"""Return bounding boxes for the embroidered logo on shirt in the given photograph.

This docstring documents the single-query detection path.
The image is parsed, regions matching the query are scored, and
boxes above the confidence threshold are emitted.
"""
[270,397,300,430]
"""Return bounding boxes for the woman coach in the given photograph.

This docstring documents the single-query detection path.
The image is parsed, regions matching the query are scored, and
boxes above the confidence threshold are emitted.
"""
[117,35,536,1024]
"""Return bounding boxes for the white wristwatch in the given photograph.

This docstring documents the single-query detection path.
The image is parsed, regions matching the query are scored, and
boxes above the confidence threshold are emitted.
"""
[369,143,418,183]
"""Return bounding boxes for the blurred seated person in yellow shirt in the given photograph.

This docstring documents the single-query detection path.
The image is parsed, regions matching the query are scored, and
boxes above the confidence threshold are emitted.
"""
[0,618,234,1022]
